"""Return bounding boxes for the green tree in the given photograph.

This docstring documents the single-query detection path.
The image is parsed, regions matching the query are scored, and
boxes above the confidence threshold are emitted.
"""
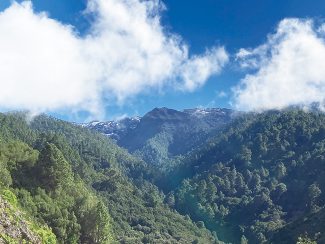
[308,184,321,212]
[37,143,73,191]
[93,202,112,244]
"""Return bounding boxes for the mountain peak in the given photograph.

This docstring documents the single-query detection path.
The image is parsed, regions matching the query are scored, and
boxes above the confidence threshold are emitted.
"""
[143,107,189,121]
[82,107,235,141]
[82,107,234,162]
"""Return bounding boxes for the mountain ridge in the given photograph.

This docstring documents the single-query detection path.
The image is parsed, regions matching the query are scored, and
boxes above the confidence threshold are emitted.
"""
[83,107,235,167]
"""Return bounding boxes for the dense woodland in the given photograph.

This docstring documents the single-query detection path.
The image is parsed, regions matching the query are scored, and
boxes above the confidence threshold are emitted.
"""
[164,110,325,244]
[0,109,324,243]
[0,112,215,243]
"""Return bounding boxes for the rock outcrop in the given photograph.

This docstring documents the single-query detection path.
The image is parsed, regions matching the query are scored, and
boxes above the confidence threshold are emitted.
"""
[0,195,41,243]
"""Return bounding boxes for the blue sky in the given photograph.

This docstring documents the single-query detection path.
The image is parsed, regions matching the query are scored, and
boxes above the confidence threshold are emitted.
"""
[1,0,325,121]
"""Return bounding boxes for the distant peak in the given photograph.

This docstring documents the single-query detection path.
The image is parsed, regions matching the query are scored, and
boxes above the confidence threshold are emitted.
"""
[183,107,233,118]
[151,107,172,112]
[144,107,187,120]
[89,120,100,126]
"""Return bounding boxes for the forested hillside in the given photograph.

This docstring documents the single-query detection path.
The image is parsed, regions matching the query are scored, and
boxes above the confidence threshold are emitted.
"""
[0,112,216,243]
[162,110,325,244]
[1,109,324,244]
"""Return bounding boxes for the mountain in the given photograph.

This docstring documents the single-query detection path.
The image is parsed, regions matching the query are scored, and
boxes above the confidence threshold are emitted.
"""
[84,107,235,168]
[167,110,325,244]
[0,112,216,243]
[81,116,141,141]
[2,108,325,244]
[83,107,325,243]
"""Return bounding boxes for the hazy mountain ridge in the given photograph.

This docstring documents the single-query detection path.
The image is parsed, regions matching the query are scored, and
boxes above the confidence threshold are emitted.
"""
[81,116,141,140]
[84,107,235,167]
[83,107,233,138]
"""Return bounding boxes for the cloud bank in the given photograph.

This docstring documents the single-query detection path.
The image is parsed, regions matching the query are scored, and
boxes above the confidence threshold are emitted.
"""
[0,0,228,118]
[233,18,325,111]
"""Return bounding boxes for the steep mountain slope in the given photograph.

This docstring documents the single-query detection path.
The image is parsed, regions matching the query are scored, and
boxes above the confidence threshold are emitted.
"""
[0,120,114,243]
[164,110,325,243]
[85,107,234,168]
[4,109,325,244]
[0,112,216,243]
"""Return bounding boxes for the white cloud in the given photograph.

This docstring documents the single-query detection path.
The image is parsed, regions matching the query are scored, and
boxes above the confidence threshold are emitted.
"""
[0,0,228,118]
[233,18,325,111]
[180,48,228,91]
[217,91,227,98]
[0,1,100,115]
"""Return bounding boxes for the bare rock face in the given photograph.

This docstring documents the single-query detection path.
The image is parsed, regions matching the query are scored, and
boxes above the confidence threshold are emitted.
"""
[0,196,41,244]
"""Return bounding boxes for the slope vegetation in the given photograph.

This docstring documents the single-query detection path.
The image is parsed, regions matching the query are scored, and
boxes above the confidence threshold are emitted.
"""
[0,112,216,243]
[165,110,325,243]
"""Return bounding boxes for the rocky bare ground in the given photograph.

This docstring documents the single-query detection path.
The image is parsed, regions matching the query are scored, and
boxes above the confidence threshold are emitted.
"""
[0,196,41,244]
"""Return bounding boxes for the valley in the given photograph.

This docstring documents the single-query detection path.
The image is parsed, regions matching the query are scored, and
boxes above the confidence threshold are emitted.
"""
[0,108,323,243]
